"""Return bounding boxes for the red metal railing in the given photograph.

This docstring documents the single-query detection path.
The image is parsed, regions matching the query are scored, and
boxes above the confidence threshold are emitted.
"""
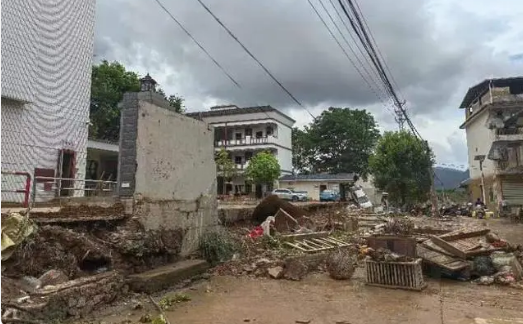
[1,171,31,207]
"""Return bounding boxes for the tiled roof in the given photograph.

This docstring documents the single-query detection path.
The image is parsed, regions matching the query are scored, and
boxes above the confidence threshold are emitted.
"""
[279,173,357,182]
[185,105,295,123]
[459,77,523,108]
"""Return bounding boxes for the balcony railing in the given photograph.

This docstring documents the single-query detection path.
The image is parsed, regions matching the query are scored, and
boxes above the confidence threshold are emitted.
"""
[492,94,523,104]
[495,127,523,136]
[217,161,250,172]
[215,136,277,147]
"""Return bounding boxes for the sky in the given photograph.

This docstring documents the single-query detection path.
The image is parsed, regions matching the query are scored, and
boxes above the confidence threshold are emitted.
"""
[94,0,523,169]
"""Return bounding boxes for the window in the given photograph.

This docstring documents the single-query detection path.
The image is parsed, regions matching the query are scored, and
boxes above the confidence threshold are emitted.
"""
[235,156,242,164]
[266,126,273,136]
[255,131,263,138]
[245,128,252,137]
[235,133,242,140]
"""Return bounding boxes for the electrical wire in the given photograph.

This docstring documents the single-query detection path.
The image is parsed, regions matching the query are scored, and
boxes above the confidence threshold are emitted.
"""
[153,0,241,88]
[352,0,404,99]
[195,0,315,119]
[307,0,396,119]
[326,0,392,99]
[338,0,406,127]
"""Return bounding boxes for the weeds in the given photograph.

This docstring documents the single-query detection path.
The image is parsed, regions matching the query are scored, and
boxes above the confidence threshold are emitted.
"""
[199,230,236,265]
[159,293,191,310]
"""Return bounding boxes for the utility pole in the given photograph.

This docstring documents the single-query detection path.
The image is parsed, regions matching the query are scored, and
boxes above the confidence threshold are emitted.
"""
[394,101,406,130]
[425,141,440,217]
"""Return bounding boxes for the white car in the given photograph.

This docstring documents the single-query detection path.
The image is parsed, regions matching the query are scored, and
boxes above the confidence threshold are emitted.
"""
[272,189,305,202]
[353,188,373,209]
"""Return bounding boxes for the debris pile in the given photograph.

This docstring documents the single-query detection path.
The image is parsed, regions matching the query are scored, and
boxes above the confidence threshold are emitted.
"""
[0,214,187,322]
[326,249,357,280]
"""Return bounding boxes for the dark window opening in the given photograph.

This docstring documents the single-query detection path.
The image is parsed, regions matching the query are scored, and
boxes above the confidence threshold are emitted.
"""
[266,126,273,136]
[235,156,242,164]
[59,150,76,197]
[245,128,252,137]
[235,133,242,140]
[255,131,263,138]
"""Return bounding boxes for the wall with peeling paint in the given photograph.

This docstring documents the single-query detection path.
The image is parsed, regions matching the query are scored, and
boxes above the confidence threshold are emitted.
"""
[118,91,218,255]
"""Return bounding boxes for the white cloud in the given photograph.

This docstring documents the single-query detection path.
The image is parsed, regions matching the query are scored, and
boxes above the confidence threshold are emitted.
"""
[94,0,523,167]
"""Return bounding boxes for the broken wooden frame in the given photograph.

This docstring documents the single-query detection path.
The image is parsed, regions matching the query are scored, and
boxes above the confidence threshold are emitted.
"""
[284,236,352,253]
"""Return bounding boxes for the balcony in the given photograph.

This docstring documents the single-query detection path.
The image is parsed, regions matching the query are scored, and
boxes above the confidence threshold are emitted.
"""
[496,160,523,175]
[495,127,523,142]
[217,161,250,173]
[492,93,523,105]
[215,135,277,148]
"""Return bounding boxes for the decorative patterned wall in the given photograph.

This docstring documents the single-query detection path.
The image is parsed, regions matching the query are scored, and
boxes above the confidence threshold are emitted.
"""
[1,0,96,202]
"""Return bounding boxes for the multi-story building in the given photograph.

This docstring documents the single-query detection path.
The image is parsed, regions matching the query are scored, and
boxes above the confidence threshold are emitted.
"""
[1,0,96,202]
[459,77,523,210]
[187,105,295,195]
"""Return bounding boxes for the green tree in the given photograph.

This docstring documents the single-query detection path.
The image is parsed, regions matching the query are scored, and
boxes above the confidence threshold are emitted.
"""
[292,107,380,175]
[90,61,185,141]
[369,131,434,208]
[157,88,185,113]
[215,147,236,194]
[90,60,140,141]
[245,151,281,189]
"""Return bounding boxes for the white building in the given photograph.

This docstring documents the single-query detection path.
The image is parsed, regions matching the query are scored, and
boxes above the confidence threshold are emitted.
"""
[187,105,295,195]
[1,0,96,203]
[459,77,523,210]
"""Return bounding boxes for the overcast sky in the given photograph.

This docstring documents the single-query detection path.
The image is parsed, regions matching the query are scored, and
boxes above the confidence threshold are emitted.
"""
[94,0,523,169]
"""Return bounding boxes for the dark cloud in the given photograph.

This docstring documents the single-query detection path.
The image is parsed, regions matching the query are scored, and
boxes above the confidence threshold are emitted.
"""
[94,0,523,164]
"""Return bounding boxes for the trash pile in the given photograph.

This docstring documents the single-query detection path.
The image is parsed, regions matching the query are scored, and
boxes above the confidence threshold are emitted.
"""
[214,195,357,281]
[417,228,523,286]
[0,213,186,322]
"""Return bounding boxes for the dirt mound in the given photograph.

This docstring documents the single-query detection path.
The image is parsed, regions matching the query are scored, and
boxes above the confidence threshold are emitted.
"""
[30,203,125,219]
[3,226,111,278]
[252,195,309,224]
[2,220,185,279]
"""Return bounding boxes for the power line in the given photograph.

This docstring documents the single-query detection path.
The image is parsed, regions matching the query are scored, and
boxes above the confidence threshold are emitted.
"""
[315,0,391,105]
[153,0,241,88]
[352,0,404,99]
[307,0,396,119]
[195,0,315,119]
[326,0,392,100]
[338,0,406,129]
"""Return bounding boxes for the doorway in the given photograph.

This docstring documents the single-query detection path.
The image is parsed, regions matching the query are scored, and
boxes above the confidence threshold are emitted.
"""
[58,150,76,197]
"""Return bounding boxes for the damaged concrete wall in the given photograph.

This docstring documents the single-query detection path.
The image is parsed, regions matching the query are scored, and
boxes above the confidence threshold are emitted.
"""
[118,91,218,256]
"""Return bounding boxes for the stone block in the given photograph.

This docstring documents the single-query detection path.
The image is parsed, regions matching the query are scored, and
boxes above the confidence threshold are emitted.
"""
[127,259,209,293]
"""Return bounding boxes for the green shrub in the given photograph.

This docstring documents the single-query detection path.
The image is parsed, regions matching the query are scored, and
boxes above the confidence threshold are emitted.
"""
[199,230,236,265]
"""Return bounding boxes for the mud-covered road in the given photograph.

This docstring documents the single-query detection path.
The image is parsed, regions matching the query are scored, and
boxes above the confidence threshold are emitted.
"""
[81,217,523,324]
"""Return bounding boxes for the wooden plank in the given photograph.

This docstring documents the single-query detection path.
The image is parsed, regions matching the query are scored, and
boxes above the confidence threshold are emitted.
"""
[439,229,490,241]
[416,245,469,271]
[326,237,350,245]
[280,231,329,242]
[284,242,309,252]
[430,235,467,259]
[312,238,334,248]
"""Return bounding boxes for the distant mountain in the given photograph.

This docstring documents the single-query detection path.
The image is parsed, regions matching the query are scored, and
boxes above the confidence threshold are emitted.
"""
[434,167,469,190]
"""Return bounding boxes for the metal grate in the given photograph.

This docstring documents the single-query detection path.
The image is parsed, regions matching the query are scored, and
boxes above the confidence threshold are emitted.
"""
[365,258,426,291]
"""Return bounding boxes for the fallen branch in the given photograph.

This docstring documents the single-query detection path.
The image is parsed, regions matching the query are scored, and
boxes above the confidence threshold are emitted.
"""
[1,303,37,316]
[148,295,171,324]
[1,318,44,324]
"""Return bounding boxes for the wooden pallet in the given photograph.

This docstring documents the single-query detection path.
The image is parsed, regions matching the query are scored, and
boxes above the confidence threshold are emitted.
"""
[284,236,351,253]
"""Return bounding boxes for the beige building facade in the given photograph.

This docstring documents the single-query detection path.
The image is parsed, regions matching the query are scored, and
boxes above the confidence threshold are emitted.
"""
[459,77,523,211]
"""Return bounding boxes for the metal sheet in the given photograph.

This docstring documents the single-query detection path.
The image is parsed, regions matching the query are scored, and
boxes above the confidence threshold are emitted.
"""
[502,180,523,205]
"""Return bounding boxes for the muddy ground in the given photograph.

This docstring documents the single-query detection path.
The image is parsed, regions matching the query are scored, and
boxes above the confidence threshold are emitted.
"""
[77,217,523,324]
